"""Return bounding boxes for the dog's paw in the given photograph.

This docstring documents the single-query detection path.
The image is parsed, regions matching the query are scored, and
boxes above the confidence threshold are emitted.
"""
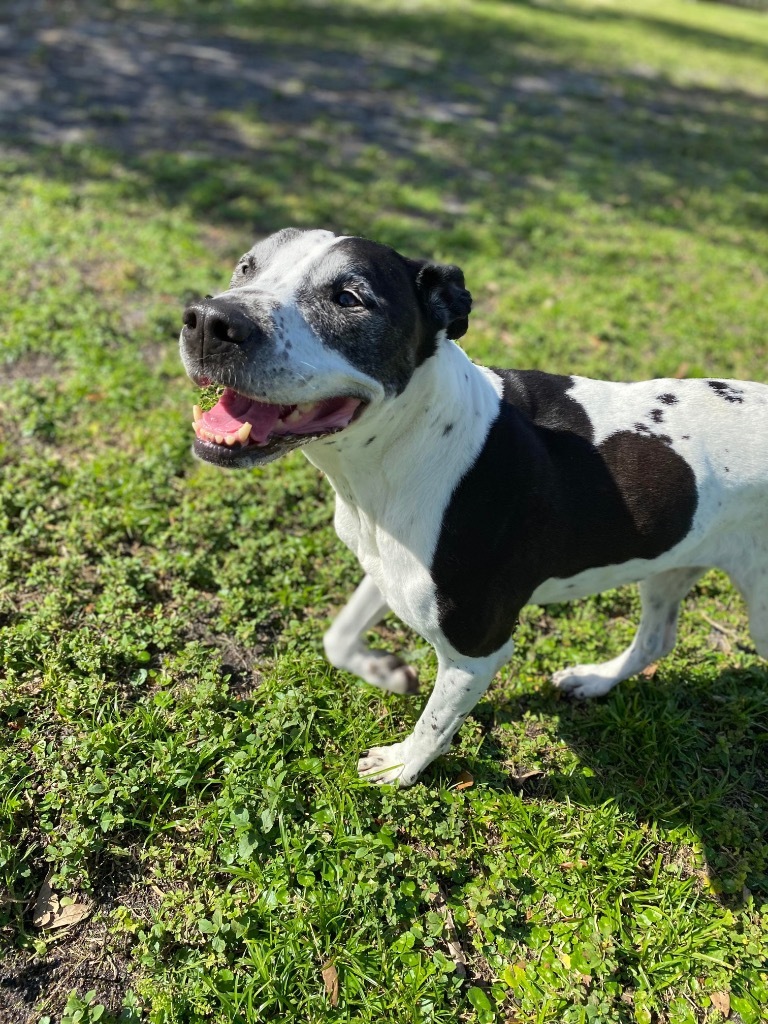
[358,651,420,695]
[551,665,618,699]
[357,742,418,786]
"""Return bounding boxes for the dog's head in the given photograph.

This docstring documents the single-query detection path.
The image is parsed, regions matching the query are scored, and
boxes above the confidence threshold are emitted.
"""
[180,228,472,467]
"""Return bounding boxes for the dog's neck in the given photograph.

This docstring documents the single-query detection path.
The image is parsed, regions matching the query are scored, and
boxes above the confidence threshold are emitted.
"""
[304,337,502,531]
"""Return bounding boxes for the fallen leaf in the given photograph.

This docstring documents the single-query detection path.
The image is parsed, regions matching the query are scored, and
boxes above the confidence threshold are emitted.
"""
[49,902,92,929]
[512,768,544,784]
[453,771,474,791]
[710,991,730,1016]
[433,891,467,977]
[32,873,92,930]
[321,961,339,1006]
[32,872,57,928]
[640,663,658,678]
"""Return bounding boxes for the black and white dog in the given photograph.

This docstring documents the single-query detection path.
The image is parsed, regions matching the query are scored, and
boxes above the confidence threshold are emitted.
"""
[180,228,768,786]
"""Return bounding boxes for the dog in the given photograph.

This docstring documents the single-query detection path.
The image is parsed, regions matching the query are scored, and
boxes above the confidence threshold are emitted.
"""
[180,227,768,786]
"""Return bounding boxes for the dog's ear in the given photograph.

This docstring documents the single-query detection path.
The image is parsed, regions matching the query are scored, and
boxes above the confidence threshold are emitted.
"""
[408,260,473,340]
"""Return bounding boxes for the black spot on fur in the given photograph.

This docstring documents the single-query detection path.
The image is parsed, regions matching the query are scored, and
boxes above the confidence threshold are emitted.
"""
[682,434,690,440]
[650,408,664,423]
[491,369,594,441]
[708,380,744,403]
[635,422,650,433]
[431,394,698,658]
[658,434,672,445]
[443,423,454,436]
[365,436,376,446]
[658,393,678,405]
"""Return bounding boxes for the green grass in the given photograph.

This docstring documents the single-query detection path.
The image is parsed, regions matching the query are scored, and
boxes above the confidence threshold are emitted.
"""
[1,0,767,1021]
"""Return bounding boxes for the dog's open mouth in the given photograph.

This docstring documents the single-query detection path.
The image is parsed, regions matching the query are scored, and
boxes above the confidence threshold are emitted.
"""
[191,387,363,464]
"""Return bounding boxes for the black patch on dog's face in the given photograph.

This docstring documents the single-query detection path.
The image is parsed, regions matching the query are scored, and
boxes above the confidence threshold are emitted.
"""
[707,380,744,404]
[431,382,698,658]
[650,408,664,423]
[658,393,678,405]
[293,236,472,397]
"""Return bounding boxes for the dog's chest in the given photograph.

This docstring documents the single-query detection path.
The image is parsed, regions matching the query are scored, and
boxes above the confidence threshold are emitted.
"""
[333,494,444,637]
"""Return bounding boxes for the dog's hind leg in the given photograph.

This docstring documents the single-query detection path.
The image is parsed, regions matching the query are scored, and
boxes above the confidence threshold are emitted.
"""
[551,567,704,698]
[728,552,768,658]
[323,574,419,695]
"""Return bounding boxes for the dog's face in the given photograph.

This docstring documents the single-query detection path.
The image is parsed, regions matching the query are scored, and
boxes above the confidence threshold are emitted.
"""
[180,228,471,467]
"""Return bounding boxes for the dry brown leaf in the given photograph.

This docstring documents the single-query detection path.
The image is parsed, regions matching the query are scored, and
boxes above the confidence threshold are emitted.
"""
[640,663,658,678]
[32,872,57,928]
[32,873,91,930]
[710,991,730,1017]
[558,859,587,871]
[433,891,467,977]
[321,961,339,1007]
[453,771,474,791]
[512,768,544,784]
[49,901,92,929]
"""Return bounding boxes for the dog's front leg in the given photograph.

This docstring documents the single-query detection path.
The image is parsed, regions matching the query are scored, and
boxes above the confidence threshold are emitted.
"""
[324,574,419,695]
[358,639,514,786]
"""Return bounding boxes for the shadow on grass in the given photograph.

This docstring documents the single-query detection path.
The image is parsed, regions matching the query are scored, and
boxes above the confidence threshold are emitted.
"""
[1,0,767,254]
[469,663,768,899]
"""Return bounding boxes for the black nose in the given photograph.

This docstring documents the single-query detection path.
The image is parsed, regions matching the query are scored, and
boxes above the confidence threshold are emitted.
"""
[181,299,259,354]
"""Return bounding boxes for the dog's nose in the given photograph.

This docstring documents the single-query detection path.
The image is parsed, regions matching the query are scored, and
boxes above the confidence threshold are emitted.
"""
[181,299,258,353]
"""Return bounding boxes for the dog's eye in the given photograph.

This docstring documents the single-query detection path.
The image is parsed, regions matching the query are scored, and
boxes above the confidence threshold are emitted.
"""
[336,289,364,308]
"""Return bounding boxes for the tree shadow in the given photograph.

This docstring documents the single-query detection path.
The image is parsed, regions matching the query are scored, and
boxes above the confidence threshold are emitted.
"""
[501,0,768,61]
[469,662,768,900]
[1,0,766,254]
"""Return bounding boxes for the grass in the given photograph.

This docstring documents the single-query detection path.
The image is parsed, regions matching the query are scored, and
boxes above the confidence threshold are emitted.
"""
[1,0,767,1021]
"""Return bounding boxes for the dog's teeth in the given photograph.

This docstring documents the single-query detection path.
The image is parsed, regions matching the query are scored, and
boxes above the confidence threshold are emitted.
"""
[296,403,315,414]
[193,404,203,422]
[215,433,225,444]
[284,409,303,424]
[225,433,238,446]
[236,422,252,443]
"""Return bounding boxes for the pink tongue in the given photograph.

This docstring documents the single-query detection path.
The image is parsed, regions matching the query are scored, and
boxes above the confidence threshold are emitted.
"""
[200,388,361,444]
[201,389,285,443]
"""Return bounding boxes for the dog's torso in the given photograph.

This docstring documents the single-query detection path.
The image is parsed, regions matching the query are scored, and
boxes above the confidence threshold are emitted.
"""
[308,345,768,659]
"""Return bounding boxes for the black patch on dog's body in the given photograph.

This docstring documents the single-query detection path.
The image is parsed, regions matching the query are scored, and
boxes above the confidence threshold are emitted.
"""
[707,380,744,404]
[431,371,698,658]
[492,369,594,441]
